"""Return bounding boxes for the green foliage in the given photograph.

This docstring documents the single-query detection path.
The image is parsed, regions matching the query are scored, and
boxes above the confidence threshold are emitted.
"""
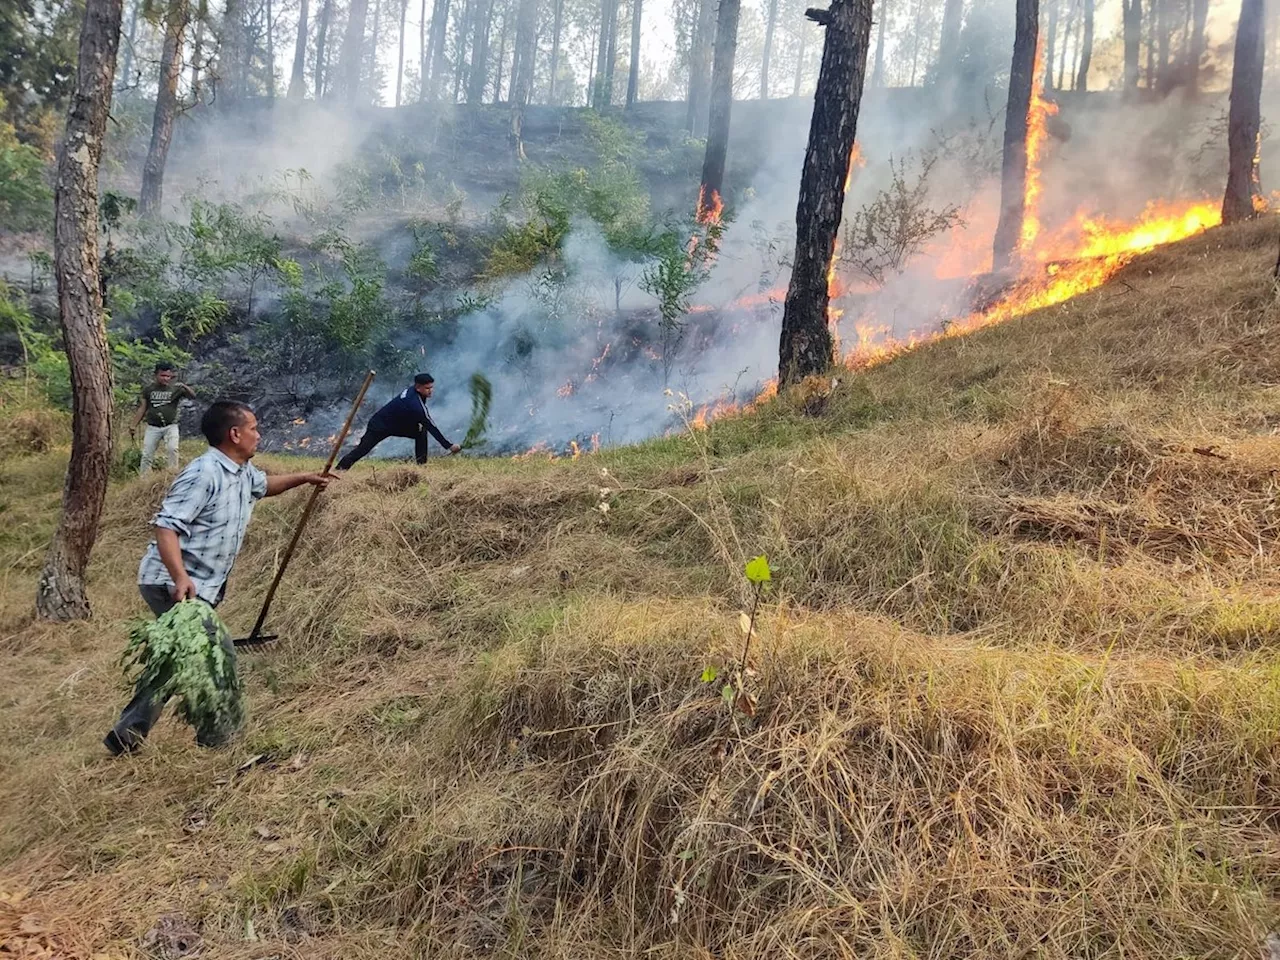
[463,373,493,449]
[406,222,441,290]
[120,601,244,743]
[744,555,772,584]
[159,290,231,343]
[0,95,52,232]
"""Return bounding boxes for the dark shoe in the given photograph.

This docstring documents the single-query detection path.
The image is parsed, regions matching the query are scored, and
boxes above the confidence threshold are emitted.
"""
[104,727,144,756]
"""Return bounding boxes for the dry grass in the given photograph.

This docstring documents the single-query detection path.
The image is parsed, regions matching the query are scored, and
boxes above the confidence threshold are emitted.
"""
[4,218,1280,958]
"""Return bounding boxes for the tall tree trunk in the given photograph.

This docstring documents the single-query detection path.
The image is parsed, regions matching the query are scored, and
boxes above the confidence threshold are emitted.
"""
[991,0,1038,273]
[396,0,408,103]
[454,0,473,101]
[686,0,714,132]
[1223,0,1266,222]
[288,0,309,96]
[426,0,451,97]
[315,0,332,95]
[869,0,884,87]
[627,0,642,104]
[1123,0,1141,90]
[936,0,963,82]
[548,0,564,101]
[37,0,123,621]
[593,0,619,108]
[266,0,276,96]
[1075,0,1092,88]
[190,0,208,102]
[371,0,382,89]
[778,0,872,386]
[761,0,779,97]
[698,0,741,210]
[1146,0,1155,85]
[418,0,427,99]
[467,0,494,103]
[586,16,598,102]
[511,0,537,152]
[1188,0,1207,91]
[139,0,189,216]
[908,0,923,84]
[338,0,370,101]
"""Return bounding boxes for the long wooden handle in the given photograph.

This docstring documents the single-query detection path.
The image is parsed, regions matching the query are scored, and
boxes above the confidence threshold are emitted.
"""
[247,370,376,640]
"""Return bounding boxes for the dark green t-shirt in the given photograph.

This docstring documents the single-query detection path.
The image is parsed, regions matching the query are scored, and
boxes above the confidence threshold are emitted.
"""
[141,381,194,426]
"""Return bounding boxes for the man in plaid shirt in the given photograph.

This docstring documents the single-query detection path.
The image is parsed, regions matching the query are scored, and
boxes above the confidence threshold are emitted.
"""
[106,401,334,755]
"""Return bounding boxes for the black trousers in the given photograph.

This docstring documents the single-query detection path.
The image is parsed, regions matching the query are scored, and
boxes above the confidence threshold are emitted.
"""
[111,584,237,749]
[337,426,429,468]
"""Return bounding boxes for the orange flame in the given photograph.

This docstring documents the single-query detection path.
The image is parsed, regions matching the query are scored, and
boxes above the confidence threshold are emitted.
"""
[1021,41,1059,254]
[826,142,864,357]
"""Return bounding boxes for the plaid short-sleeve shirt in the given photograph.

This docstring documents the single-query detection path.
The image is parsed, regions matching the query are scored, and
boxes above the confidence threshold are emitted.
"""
[137,447,269,604]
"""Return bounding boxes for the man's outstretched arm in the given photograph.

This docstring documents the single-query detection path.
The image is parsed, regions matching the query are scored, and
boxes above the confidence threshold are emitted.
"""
[264,472,336,497]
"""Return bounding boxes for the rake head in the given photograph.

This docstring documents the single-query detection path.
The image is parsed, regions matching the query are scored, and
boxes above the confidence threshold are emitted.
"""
[233,633,279,649]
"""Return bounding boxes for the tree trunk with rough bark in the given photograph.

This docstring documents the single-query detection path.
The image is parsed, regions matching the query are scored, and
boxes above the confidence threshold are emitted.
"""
[593,0,619,108]
[778,0,872,386]
[991,0,1038,273]
[627,0,642,104]
[1076,0,1093,88]
[139,0,189,217]
[37,0,123,621]
[699,0,741,210]
[288,0,308,96]
[1223,0,1266,222]
[686,0,714,132]
[761,0,779,96]
[218,0,248,101]
[337,0,370,101]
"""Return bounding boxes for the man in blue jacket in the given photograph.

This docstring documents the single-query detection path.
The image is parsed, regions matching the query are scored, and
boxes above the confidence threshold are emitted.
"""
[337,373,461,469]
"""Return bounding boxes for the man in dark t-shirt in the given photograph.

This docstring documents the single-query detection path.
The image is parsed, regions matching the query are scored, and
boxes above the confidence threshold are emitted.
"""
[336,373,460,469]
[131,362,196,474]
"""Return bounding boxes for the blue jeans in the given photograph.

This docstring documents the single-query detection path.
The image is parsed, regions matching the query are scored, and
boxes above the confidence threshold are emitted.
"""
[111,584,238,749]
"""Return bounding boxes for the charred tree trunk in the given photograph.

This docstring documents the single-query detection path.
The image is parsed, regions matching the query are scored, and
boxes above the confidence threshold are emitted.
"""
[687,0,714,132]
[1075,0,1093,88]
[139,0,190,217]
[778,0,872,386]
[511,0,537,151]
[1123,0,1141,90]
[426,0,451,97]
[396,0,408,103]
[338,0,370,102]
[991,0,1038,273]
[37,0,122,621]
[699,0,742,210]
[315,0,332,95]
[1188,0,1207,91]
[189,0,209,102]
[869,0,884,86]
[761,0,779,96]
[627,0,642,105]
[467,0,494,104]
[936,0,963,82]
[548,0,564,101]
[1044,0,1058,88]
[1223,0,1266,222]
[288,0,309,96]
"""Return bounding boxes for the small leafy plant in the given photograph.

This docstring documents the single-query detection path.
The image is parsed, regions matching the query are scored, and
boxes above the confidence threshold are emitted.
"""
[701,554,772,718]
[463,372,493,449]
[120,600,244,742]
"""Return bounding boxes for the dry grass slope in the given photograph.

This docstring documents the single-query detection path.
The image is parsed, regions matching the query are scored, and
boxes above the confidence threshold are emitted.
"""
[3,218,1280,959]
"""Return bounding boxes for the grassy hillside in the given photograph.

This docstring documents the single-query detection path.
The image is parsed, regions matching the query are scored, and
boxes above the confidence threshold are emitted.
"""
[3,218,1280,959]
